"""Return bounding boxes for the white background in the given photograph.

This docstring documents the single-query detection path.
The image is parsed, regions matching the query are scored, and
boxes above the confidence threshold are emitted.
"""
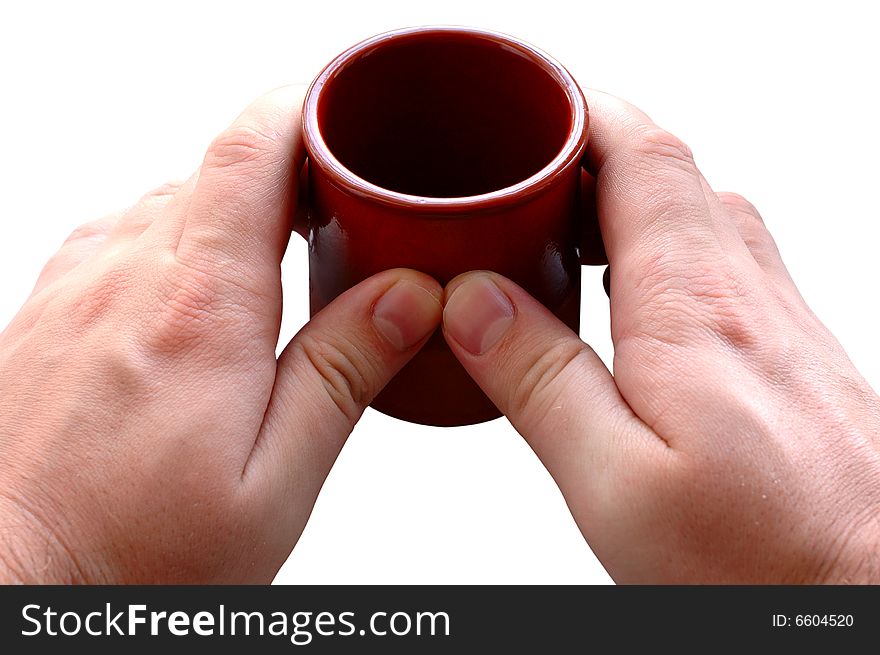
[1,1,878,584]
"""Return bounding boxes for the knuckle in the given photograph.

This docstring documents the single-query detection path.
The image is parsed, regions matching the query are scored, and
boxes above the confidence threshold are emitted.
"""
[295,333,380,426]
[629,125,695,172]
[508,337,588,422]
[634,256,762,352]
[65,219,113,245]
[0,293,50,342]
[145,180,184,200]
[203,124,276,171]
[739,229,778,259]
[146,263,233,357]
[718,192,762,220]
[131,181,185,213]
[64,263,133,329]
[723,204,776,257]
[114,182,185,237]
[37,251,71,283]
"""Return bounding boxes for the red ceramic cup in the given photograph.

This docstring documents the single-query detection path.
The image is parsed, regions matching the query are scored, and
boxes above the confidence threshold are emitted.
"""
[302,26,588,427]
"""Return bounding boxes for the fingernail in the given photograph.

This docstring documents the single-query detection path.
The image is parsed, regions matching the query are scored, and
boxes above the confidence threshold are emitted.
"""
[443,275,515,355]
[372,280,441,351]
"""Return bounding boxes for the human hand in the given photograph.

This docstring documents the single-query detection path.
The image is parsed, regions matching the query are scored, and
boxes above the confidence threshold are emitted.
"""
[441,91,880,583]
[0,87,442,583]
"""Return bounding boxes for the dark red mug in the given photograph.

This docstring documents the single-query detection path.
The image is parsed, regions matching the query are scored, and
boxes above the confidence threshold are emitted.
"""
[302,26,589,426]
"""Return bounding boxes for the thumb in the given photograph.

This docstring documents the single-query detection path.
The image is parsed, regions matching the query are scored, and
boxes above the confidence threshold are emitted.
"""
[441,272,663,505]
[245,268,442,507]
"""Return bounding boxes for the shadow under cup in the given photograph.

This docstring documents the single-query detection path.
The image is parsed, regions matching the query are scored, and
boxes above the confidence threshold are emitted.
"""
[303,27,588,427]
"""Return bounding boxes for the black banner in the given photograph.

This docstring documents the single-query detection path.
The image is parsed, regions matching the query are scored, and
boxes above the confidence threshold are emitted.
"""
[0,585,876,651]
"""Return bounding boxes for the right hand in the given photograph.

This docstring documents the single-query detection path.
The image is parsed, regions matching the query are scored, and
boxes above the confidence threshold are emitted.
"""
[441,91,880,583]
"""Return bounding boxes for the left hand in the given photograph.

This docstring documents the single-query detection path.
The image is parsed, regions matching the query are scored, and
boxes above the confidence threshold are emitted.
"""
[0,86,442,583]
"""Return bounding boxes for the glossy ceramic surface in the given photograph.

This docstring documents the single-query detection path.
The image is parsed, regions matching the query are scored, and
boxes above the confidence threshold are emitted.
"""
[303,26,588,426]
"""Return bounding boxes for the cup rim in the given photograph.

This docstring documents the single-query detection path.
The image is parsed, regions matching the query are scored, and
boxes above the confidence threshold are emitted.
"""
[302,25,588,214]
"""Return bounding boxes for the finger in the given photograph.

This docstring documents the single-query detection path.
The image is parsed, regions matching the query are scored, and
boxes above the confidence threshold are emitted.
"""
[582,89,748,269]
[176,85,306,281]
[442,271,668,502]
[31,214,122,294]
[140,171,200,249]
[33,174,195,296]
[242,269,442,524]
[110,180,187,240]
[696,172,773,264]
[716,192,800,293]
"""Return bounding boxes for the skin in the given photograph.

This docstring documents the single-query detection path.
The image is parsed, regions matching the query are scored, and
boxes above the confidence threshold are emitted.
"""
[0,87,442,583]
[442,91,880,583]
[1,86,878,583]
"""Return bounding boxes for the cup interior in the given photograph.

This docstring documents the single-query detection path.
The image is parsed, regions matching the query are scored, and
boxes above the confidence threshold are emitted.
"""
[316,31,574,198]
